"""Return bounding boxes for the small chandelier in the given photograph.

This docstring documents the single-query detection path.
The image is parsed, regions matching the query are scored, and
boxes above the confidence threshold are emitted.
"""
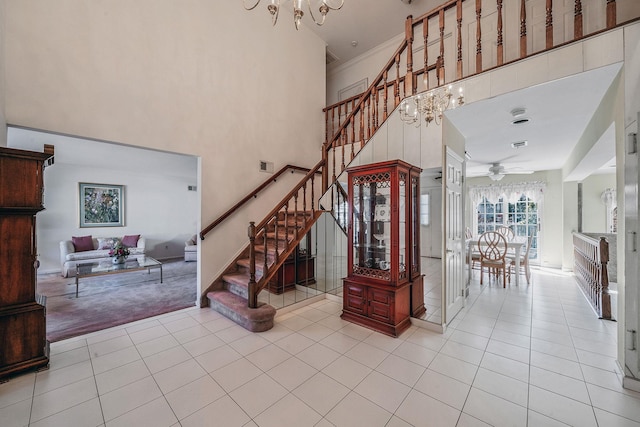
[399,84,464,127]
[243,0,345,30]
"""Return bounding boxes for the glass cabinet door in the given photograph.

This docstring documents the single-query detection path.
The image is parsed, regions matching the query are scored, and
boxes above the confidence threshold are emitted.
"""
[352,172,391,280]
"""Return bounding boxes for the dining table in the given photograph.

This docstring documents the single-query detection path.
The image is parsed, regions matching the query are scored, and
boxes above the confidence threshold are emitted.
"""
[466,236,527,286]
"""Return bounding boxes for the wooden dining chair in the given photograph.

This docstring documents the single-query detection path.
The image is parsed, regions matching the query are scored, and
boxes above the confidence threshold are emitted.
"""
[477,231,512,287]
[509,234,533,284]
[496,225,515,241]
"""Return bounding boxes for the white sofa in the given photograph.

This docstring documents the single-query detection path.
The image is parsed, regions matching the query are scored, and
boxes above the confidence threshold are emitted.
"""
[59,236,146,277]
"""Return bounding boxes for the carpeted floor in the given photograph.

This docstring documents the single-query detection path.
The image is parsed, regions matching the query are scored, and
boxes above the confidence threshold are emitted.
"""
[37,259,197,342]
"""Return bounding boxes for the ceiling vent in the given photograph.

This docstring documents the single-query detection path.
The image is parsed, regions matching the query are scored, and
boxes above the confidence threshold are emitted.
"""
[511,140,528,149]
[510,107,530,125]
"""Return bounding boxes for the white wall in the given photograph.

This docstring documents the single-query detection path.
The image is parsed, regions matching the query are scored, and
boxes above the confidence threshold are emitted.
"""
[582,173,616,233]
[7,128,199,273]
[3,1,326,292]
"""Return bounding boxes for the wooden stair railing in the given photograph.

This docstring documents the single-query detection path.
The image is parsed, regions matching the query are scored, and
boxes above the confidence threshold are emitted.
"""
[200,164,316,241]
[247,160,325,308]
[573,233,612,319]
[322,0,627,192]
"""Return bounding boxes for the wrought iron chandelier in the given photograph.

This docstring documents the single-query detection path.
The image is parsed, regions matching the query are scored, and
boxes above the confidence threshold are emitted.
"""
[399,84,464,127]
[243,0,345,30]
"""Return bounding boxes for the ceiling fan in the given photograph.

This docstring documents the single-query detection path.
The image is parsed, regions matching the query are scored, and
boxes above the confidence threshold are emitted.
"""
[484,162,534,181]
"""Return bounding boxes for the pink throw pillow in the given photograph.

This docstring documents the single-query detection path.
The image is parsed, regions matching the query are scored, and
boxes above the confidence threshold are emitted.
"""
[121,234,140,248]
[72,235,94,252]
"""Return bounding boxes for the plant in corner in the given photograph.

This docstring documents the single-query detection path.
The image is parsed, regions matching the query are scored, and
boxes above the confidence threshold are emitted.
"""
[109,241,130,264]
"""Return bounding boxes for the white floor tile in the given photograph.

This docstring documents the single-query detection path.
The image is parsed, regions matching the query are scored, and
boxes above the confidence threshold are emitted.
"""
[593,408,640,427]
[143,345,192,374]
[34,360,94,396]
[194,345,242,373]
[587,383,640,422]
[210,358,262,393]
[428,353,478,385]
[395,389,460,427]
[245,343,293,371]
[375,353,426,387]
[30,397,103,427]
[392,340,438,367]
[528,385,598,427]
[354,370,411,413]
[228,374,288,418]
[253,393,321,427]
[321,355,372,389]
[180,395,250,427]
[326,391,392,427]
[472,367,528,407]
[152,359,207,394]
[0,398,32,427]
[413,368,471,410]
[105,396,177,427]
[99,376,162,422]
[344,341,389,369]
[529,366,590,404]
[95,359,151,395]
[292,372,350,416]
[463,387,527,427]
[164,375,226,420]
[30,377,98,423]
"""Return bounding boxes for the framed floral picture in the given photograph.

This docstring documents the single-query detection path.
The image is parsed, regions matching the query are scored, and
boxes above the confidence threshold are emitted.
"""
[79,183,125,227]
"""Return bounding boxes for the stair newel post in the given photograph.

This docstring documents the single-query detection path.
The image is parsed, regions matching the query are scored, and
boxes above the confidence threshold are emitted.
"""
[248,222,257,308]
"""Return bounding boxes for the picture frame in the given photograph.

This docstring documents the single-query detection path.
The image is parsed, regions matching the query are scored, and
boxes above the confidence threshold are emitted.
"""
[79,183,125,227]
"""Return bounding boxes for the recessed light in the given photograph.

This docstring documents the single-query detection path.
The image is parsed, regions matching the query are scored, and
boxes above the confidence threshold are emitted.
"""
[511,140,528,149]
[351,40,358,47]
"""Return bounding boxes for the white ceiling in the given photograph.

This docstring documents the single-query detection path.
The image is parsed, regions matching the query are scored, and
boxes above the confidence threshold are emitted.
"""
[446,63,622,179]
[299,0,443,68]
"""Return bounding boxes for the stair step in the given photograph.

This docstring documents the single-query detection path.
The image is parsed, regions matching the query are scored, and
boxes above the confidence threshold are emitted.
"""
[207,291,276,332]
[221,272,251,299]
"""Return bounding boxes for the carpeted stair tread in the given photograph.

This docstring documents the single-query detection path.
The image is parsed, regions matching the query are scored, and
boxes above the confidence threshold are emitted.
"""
[207,291,276,332]
[236,258,270,271]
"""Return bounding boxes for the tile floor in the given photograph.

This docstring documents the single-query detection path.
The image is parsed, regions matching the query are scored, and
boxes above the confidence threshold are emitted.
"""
[1,267,638,427]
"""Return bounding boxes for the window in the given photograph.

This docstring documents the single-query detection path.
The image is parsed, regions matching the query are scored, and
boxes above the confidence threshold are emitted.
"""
[476,195,539,260]
[420,194,430,226]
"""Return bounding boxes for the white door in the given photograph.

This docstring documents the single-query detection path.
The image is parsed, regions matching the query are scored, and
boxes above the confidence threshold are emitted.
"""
[444,147,465,324]
[625,122,639,378]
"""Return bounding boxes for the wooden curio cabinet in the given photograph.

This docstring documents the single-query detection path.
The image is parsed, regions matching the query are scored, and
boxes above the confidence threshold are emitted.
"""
[342,160,424,337]
[0,146,53,379]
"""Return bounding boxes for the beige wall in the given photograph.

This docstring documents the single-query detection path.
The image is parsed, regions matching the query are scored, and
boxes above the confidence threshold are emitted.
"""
[3,0,327,291]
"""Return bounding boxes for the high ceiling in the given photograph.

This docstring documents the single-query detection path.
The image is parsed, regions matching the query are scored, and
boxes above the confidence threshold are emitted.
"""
[299,0,444,68]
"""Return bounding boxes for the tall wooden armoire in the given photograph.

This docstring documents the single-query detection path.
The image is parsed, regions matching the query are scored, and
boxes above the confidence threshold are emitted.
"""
[0,146,53,379]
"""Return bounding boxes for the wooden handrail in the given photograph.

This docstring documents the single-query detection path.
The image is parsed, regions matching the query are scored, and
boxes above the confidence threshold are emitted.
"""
[200,164,314,240]
[573,233,612,319]
[247,160,325,307]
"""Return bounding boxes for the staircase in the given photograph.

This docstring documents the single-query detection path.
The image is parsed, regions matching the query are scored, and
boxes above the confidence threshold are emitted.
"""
[200,0,628,333]
[202,163,324,332]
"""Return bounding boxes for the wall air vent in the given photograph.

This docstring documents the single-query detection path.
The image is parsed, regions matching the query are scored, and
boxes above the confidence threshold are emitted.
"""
[260,160,274,173]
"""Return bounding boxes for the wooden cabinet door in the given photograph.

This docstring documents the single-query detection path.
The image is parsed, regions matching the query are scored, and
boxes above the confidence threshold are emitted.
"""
[344,282,367,316]
[368,288,394,323]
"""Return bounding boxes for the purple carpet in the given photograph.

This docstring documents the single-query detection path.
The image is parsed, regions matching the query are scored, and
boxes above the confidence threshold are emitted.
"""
[37,260,197,342]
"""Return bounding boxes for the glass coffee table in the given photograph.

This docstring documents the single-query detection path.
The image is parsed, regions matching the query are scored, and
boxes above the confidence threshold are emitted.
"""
[74,255,163,298]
